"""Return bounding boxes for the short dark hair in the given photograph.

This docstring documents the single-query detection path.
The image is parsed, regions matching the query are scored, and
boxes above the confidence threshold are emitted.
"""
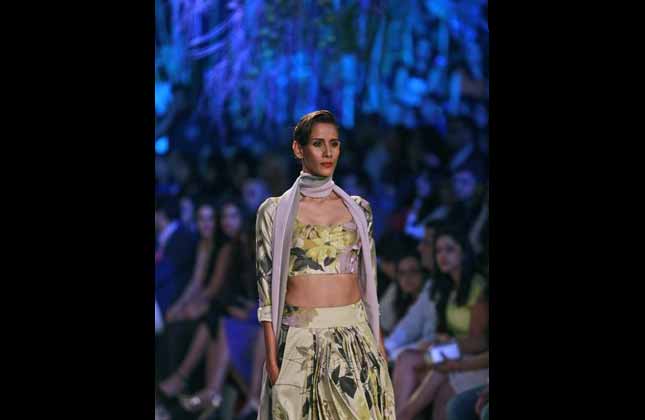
[293,110,339,146]
[396,248,422,265]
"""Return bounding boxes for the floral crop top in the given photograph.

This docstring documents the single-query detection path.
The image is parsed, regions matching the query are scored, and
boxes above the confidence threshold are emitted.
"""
[256,195,376,323]
[288,219,361,276]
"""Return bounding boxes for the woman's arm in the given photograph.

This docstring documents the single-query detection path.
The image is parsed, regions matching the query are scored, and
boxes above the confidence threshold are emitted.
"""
[459,289,489,353]
[202,243,233,299]
[262,321,279,384]
[256,199,278,382]
[468,291,489,338]
[360,198,380,311]
[456,334,488,355]
[436,351,489,373]
[256,199,275,323]
[176,244,210,303]
[363,198,391,359]
[457,351,489,371]
[166,244,211,320]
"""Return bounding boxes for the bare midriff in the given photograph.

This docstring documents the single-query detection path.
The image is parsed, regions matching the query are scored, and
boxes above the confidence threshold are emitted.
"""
[285,273,361,308]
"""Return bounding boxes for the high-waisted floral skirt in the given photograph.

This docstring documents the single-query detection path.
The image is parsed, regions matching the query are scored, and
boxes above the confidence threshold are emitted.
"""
[269,301,396,420]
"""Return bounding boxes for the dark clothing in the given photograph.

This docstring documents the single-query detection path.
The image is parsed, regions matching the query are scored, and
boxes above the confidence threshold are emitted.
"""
[155,224,198,315]
[447,385,487,420]
[446,200,480,230]
[201,237,256,337]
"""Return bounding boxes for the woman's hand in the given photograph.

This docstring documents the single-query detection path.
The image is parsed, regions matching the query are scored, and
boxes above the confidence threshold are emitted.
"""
[166,295,202,321]
[416,339,433,351]
[266,360,280,386]
[435,333,452,344]
[435,359,461,373]
[184,295,209,319]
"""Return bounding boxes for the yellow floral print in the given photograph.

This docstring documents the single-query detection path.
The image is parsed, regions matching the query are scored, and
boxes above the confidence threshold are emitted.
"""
[290,220,359,275]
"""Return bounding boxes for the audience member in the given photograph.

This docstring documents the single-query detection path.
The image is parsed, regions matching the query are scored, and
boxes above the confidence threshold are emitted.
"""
[395,228,489,420]
[155,195,198,316]
[380,249,426,335]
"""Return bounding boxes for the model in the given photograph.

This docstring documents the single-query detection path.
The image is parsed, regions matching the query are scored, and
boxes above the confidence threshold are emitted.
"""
[255,110,396,419]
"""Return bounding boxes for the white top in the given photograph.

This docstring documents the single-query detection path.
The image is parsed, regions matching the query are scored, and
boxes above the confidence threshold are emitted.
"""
[384,281,437,359]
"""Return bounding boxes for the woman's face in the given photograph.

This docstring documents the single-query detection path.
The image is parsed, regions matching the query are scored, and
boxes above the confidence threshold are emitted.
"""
[197,205,216,240]
[292,122,340,177]
[396,256,423,295]
[220,203,242,239]
[435,235,463,277]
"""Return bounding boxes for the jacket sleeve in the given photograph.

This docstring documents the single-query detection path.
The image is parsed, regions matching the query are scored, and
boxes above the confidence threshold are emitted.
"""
[354,196,378,291]
[256,198,276,322]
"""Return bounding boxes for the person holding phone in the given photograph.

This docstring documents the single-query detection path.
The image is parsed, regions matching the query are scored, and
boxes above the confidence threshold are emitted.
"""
[394,227,489,420]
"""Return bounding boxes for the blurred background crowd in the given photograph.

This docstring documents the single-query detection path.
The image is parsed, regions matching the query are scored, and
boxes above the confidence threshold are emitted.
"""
[155,1,489,419]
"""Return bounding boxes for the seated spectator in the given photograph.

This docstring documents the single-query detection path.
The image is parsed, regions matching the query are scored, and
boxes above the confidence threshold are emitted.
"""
[384,223,439,360]
[155,195,199,415]
[384,224,437,360]
[178,222,264,419]
[158,201,265,419]
[393,227,488,420]
[155,195,198,317]
[164,200,218,323]
[157,200,240,401]
[380,249,426,336]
